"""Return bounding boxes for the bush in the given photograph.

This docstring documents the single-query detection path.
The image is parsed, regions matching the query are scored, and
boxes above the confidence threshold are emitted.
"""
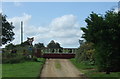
[2,43,37,64]
[2,53,25,64]
[75,42,95,64]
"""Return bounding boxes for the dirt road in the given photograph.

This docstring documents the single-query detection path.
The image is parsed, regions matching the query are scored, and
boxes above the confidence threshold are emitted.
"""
[40,59,85,78]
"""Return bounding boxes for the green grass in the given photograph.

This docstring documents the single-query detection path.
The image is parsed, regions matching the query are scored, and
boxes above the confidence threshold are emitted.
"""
[2,58,45,78]
[55,60,61,69]
[70,58,120,79]
[0,53,2,78]
[0,63,2,78]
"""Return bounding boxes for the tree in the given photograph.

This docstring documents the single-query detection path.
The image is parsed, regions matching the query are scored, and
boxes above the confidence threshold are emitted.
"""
[81,11,120,72]
[5,43,15,50]
[34,43,45,49]
[20,41,30,47]
[75,42,95,64]
[1,14,15,45]
[47,40,62,48]
[55,42,61,48]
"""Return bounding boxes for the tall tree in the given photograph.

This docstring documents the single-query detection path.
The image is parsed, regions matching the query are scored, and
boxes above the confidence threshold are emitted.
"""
[1,14,15,45]
[34,43,45,49]
[47,40,62,48]
[81,11,120,72]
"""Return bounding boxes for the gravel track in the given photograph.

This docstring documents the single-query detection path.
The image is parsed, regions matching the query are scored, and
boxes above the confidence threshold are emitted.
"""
[40,59,85,78]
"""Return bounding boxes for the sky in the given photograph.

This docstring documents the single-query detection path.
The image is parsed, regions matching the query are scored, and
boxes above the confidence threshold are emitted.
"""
[1,2,118,48]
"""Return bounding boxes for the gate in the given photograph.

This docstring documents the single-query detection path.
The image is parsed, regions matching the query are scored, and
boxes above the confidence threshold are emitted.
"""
[34,48,77,59]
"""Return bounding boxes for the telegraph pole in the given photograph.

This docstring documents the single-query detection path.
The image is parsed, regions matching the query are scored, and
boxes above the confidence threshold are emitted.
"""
[21,21,23,43]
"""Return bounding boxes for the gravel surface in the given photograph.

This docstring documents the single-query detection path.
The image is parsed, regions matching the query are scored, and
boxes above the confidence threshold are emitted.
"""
[40,59,84,78]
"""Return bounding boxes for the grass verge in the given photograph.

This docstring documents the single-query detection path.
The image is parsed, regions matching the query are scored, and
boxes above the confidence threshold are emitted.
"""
[2,58,45,78]
[70,58,120,79]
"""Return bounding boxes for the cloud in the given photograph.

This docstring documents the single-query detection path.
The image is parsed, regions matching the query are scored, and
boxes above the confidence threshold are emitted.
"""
[50,15,78,30]
[8,13,31,30]
[7,13,83,48]
[48,15,81,38]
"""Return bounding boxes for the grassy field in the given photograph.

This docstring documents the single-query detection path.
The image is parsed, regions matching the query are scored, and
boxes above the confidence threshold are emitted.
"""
[2,58,45,78]
[70,58,120,79]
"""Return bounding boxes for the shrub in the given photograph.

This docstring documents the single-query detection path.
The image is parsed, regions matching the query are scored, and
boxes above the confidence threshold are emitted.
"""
[2,53,25,64]
[75,42,95,64]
